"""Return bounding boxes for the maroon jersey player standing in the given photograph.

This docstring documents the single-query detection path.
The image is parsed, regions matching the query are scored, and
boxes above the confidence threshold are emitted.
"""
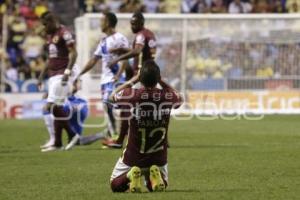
[38,11,80,152]
[104,12,157,148]
[109,60,183,193]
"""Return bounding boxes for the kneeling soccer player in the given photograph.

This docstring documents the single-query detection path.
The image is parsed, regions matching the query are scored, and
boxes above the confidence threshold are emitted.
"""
[109,60,183,192]
[41,79,107,151]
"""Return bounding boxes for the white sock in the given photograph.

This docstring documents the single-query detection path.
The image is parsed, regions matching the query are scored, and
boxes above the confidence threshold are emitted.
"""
[43,113,55,142]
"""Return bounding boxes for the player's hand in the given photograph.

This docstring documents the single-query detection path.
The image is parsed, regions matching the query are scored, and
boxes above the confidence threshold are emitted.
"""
[112,75,119,83]
[61,74,69,86]
[109,92,115,102]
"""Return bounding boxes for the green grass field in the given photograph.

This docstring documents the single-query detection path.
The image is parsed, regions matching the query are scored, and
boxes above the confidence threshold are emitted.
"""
[1,115,300,200]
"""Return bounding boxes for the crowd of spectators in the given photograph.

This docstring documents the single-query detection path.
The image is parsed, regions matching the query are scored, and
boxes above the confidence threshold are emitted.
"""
[1,0,300,92]
[185,41,300,81]
[1,0,48,86]
[79,0,300,14]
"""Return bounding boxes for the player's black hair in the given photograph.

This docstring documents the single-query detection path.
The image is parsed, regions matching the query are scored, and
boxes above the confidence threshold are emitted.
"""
[40,11,52,20]
[132,11,145,25]
[140,60,160,88]
[104,12,118,28]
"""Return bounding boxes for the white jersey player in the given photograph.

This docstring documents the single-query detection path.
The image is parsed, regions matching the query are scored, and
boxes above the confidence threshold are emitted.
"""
[77,12,129,137]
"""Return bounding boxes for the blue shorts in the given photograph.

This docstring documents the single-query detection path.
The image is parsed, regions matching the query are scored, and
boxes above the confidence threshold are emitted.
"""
[101,79,125,103]
[101,82,115,103]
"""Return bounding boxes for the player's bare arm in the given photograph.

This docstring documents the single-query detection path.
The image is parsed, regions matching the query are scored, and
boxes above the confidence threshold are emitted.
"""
[113,60,128,82]
[109,47,131,55]
[62,45,78,85]
[159,79,183,106]
[109,71,140,102]
[108,44,143,68]
[78,56,100,78]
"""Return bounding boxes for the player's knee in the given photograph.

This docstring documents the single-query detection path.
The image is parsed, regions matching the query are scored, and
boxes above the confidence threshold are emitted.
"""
[110,179,128,193]
[51,105,70,119]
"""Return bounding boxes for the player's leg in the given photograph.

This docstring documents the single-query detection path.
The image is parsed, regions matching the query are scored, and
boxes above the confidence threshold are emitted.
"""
[53,104,78,142]
[45,103,74,147]
[40,108,55,148]
[116,63,134,144]
[79,131,107,145]
[111,169,142,193]
[40,88,55,149]
[102,112,128,148]
[42,76,79,152]
[102,65,133,148]
[41,102,64,152]
[111,173,130,192]
[110,158,142,193]
[110,158,131,192]
[104,102,116,135]
[102,83,117,137]
[55,78,81,146]
[145,164,168,192]
[116,117,129,144]
[66,106,106,146]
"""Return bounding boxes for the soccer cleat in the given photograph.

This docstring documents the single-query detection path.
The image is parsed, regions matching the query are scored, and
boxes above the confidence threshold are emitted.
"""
[41,146,63,152]
[102,138,122,149]
[127,166,142,193]
[65,134,81,150]
[40,140,55,149]
[149,165,165,192]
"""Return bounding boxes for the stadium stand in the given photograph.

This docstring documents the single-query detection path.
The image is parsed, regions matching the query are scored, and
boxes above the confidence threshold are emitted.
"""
[0,0,299,93]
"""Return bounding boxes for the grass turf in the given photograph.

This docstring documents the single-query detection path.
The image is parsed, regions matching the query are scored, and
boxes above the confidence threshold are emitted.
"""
[0,115,300,200]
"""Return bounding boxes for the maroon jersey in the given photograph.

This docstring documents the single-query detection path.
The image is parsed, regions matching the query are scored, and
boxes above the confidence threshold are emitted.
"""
[46,25,75,77]
[132,28,156,72]
[114,84,182,168]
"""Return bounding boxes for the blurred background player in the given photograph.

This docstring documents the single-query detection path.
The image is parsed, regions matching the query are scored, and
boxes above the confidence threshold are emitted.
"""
[40,57,80,149]
[76,12,129,140]
[37,11,80,152]
[109,60,182,193]
[40,78,107,151]
[103,11,157,149]
[64,79,107,150]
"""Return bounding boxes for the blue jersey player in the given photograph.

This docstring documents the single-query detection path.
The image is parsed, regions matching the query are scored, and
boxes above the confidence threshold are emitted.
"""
[40,79,106,151]
[64,80,107,150]
[64,95,88,136]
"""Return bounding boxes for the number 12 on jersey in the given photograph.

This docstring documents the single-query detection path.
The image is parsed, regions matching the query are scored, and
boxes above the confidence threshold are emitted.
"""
[139,127,166,154]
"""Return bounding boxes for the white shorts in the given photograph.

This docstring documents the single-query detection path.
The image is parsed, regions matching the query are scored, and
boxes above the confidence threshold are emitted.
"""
[110,158,168,183]
[70,64,80,83]
[47,65,79,104]
[47,75,72,104]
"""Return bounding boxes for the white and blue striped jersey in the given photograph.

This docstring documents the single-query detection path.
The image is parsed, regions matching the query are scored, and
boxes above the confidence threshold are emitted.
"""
[94,32,129,85]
